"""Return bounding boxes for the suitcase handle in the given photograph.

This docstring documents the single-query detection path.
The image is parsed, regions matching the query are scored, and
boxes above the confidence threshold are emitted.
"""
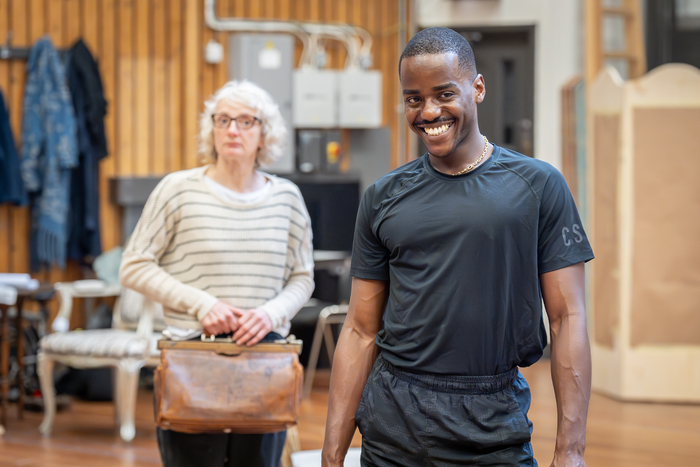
[157,336,303,354]
[201,334,299,345]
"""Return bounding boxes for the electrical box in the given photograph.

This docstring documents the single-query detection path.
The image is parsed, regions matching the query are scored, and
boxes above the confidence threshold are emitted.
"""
[297,130,324,173]
[293,70,338,127]
[338,70,382,128]
[228,34,295,173]
[296,129,342,173]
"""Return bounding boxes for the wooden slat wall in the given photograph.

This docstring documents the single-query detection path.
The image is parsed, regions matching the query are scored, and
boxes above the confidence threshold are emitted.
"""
[561,76,580,205]
[0,0,405,285]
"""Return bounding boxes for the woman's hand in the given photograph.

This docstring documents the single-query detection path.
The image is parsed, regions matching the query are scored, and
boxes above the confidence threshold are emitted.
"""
[232,308,273,346]
[201,301,243,336]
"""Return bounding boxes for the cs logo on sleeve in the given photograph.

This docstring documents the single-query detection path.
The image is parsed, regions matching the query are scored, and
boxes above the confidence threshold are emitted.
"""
[562,224,583,246]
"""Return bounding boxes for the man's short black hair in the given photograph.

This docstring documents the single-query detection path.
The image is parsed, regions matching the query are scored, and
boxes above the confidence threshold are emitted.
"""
[399,27,476,78]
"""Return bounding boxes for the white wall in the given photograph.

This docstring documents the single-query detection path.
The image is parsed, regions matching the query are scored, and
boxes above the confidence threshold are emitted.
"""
[415,0,584,170]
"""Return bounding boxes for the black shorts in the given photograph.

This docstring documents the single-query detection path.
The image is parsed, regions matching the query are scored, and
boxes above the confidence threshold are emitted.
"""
[355,355,536,466]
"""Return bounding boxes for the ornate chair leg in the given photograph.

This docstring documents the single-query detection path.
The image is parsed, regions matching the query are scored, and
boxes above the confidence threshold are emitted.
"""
[116,359,141,442]
[37,351,56,437]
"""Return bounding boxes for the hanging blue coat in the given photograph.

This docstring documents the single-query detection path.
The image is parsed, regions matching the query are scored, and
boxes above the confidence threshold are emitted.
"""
[20,36,78,270]
[0,90,27,205]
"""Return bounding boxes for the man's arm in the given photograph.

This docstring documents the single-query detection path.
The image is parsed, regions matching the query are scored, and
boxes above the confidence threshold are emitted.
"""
[321,277,388,466]
[540,262,591,467]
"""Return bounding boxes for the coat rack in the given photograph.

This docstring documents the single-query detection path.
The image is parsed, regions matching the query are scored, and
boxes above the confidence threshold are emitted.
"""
[0,32,67,60]
[0,32,30,60]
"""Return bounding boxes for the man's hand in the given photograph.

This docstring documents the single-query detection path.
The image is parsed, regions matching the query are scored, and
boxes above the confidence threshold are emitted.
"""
[551,451,586,467]
[232,308,273,346]
[201,301,243,336]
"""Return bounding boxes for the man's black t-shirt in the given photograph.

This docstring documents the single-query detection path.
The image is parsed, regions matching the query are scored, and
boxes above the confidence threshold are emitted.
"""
[351,145,594,376]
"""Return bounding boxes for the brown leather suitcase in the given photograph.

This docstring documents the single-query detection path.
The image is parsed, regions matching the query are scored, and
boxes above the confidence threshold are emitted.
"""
[154,336,303,434]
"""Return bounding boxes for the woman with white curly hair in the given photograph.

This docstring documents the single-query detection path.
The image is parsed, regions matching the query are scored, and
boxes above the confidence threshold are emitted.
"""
[119,80,314,467]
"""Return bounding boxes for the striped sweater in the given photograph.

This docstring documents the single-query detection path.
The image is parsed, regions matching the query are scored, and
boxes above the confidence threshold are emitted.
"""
[119,166,314,336]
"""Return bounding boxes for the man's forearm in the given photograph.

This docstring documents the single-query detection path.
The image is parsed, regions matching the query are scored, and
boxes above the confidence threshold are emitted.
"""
[321,324,378,466]
[549,309,591,462]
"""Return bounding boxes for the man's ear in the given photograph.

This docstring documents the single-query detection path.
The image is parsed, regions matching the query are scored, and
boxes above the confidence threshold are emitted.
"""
[473,74,486,104]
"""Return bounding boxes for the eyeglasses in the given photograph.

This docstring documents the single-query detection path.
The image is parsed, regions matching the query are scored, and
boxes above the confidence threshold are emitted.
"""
[212,114,261,131]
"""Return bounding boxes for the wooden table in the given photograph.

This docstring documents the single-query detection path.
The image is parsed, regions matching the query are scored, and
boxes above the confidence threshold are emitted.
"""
[0,282,54,426]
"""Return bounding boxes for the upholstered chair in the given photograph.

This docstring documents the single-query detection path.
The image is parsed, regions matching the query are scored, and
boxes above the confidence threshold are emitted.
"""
[37,282,163,441]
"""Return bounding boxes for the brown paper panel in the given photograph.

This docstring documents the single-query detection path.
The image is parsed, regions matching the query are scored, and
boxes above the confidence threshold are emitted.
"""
[592,115,621,348]
[631,108,700,346]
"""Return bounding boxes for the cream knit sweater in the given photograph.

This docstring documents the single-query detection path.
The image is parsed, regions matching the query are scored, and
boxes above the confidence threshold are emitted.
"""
[119,166,314,336]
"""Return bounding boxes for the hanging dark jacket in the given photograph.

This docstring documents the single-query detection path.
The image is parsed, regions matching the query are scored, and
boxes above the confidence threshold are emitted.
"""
[65,39,109,262]
[0,90,28,206]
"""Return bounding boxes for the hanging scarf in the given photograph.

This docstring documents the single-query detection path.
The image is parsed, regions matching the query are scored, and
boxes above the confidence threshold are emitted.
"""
[20,36,78,270]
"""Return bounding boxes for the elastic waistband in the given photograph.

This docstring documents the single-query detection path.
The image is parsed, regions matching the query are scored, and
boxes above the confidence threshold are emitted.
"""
[379,356,518,395]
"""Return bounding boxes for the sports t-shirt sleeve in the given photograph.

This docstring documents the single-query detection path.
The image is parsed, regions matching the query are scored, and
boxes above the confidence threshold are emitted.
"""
[537,168,594,274]
[350,184,390,281]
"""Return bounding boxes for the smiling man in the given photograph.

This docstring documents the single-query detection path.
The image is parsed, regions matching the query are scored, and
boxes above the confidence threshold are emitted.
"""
[322,28,594,466]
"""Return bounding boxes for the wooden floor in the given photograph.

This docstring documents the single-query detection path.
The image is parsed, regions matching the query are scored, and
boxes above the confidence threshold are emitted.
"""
[1,359,699,466]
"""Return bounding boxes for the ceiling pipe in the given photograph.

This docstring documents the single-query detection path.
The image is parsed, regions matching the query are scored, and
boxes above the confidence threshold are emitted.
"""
[204,0,313,66]
[299,26,358,69]
[204,0,372,70]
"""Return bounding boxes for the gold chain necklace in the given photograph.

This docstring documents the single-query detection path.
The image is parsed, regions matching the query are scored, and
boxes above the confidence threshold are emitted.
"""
[450,136,489,176]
